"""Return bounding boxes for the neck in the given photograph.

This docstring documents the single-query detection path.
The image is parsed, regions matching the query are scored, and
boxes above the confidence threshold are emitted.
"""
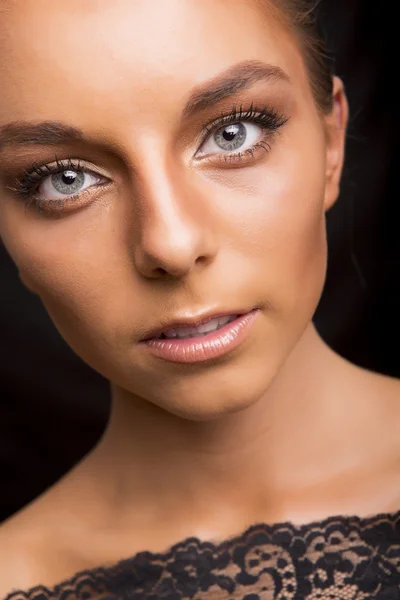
[82,323,368,534]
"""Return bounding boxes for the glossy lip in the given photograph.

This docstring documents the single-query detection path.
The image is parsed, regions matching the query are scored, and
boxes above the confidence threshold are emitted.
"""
[140,308,251,341]
[140,309,260,364]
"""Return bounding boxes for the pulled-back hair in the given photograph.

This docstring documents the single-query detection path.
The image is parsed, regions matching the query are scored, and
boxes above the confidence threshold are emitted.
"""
[259,0,334,112]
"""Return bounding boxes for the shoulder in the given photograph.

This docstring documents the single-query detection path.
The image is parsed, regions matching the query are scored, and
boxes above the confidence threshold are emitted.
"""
[352,366,400,477]
[0,495,87,597]
[362,368,400,423]
[357,366,400,432]
[0,507,47,596]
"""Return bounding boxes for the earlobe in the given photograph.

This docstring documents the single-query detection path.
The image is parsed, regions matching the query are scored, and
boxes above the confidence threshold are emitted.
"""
[324,76,349,211]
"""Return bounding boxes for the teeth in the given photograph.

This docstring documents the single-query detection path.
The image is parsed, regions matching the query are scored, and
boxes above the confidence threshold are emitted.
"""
[160,315,237,339]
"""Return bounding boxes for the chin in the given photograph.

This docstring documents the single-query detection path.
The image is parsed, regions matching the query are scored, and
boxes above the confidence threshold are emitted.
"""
[168,393,262,422]
[144,384,270,422]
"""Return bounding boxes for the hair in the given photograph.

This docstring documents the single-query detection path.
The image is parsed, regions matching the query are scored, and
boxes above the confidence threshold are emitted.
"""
[259,0,334,113]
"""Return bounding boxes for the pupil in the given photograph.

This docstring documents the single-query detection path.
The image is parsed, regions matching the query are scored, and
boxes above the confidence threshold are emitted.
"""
[223,125,239,141]
[62,170,77,185]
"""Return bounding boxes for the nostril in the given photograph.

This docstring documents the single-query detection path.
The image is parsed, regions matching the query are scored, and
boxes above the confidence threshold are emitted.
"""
[195,255,209,266]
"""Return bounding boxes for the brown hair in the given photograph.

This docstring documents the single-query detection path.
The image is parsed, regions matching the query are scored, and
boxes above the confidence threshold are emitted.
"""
[259,0,334,113]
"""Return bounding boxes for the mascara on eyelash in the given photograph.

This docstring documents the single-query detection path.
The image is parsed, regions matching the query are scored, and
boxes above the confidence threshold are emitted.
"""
[203,102,289,135]
[198,102,289,164]
[10,157,84,198]
[8,104,289,208]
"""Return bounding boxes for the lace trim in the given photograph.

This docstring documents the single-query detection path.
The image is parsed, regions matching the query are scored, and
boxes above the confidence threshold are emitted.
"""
[5,509,400,600]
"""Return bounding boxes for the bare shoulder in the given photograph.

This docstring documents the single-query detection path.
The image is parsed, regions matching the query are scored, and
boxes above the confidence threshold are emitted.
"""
[364,368,400,417]
[0,451,147,597]
[353,364,400,454]
[0,484,91,597]
[0,502,50,596]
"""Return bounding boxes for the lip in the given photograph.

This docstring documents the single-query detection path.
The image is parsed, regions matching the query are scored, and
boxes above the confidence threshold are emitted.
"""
[139,308,260,364]
[140,308,252,341]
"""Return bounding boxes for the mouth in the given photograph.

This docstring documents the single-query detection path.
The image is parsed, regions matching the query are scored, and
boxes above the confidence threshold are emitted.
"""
[139,309,260,364]
[141,310,249,342]
[151,314,239,340]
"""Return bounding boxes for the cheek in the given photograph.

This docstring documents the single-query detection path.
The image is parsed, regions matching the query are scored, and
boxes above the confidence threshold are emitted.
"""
[0,206,131,366]
[206,140,328,317]
[16,247,142,380]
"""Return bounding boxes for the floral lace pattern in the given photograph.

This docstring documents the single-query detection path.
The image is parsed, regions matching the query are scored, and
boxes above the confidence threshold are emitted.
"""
[5,510,400,600]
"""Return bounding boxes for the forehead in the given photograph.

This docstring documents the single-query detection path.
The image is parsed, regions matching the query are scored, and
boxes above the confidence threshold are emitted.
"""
[0,0,304,125]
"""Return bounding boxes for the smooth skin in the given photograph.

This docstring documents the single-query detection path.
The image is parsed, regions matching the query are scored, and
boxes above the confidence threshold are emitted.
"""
[0,0,399,592]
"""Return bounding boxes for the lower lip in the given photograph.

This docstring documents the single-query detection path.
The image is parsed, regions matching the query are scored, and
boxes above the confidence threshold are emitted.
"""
[140,309,260,364]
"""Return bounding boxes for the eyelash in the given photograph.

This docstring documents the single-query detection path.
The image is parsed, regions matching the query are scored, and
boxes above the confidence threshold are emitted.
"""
[9,104,289,214]
[199,103,288,163]
[8,157,89,214]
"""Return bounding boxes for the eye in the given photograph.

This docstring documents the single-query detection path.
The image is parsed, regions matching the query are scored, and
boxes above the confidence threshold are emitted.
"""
[194,105,289,165]
[8,158,111,217]
[38,168,103,200]
[198,121,263,156]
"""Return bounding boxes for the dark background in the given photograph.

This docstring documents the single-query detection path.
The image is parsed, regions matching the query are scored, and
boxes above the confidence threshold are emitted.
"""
[0,0,398,523]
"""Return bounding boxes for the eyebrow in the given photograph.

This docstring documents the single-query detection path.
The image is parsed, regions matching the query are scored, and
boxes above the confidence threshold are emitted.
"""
[181,60,291,119]
[0,60,290,151]
[0,121,84,151]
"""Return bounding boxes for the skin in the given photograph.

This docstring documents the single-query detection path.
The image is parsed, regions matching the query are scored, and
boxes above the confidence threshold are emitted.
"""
[0,0,399,592]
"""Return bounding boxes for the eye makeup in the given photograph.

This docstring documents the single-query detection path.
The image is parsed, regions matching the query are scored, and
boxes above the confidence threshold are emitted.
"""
[4,102,289,217]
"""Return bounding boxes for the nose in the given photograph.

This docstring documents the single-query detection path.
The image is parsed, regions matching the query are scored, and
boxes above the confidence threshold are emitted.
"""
[131,161,218,280]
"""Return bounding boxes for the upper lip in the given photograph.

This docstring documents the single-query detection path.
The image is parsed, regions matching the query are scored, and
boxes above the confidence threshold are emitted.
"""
[140,308,254,341]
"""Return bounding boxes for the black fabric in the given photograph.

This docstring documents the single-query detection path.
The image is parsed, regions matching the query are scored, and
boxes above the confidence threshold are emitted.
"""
[0,0,398,523]
[4,510,400,599]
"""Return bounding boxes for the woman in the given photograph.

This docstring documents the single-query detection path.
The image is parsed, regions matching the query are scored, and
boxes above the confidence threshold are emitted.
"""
[0,0,399,597]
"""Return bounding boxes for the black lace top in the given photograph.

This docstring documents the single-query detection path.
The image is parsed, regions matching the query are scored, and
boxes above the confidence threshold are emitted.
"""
[4,510,400,600]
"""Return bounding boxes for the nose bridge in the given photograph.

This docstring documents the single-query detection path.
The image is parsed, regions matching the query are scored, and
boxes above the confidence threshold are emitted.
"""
[131,148,216,279]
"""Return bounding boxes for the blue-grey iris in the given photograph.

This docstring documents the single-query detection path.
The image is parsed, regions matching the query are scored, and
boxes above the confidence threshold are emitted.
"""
[51,170,85,194]
[214,123,246,151]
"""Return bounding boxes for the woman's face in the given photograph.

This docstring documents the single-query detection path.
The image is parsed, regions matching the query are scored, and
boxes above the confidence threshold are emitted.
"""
[0,0,346,420]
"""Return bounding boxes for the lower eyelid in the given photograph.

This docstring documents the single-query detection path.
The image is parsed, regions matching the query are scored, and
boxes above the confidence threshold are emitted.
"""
[27,180,111,214]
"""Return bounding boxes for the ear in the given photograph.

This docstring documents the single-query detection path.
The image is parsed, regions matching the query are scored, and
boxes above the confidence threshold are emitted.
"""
[323,76,349,211]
